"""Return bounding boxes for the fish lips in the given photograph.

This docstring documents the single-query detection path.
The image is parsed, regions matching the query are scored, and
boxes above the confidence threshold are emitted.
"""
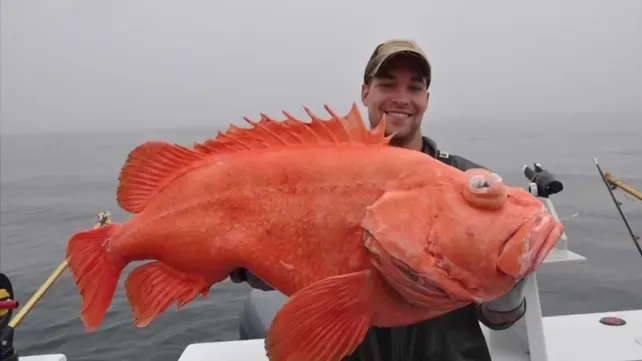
[496,209,564,279]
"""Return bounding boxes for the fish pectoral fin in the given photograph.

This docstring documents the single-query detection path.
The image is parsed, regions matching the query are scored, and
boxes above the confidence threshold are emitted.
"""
[265,270,374,361]
[124,261,214,327]
[117,141,207,213]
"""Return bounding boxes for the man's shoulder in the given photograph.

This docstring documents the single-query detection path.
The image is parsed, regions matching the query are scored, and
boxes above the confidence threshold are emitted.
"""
[436,150,486,171]
[421,136,486,171]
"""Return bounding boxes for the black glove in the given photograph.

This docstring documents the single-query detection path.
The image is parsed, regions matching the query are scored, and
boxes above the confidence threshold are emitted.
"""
[229,268,274,291]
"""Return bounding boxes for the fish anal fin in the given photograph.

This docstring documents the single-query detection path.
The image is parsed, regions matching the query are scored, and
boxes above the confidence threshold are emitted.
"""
[192,102,390,156]
[117,141,206,213]
[124,261,217,327]
[265,270,374,361]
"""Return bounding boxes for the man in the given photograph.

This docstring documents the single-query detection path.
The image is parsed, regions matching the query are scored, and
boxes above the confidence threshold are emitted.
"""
[230,39,528,361]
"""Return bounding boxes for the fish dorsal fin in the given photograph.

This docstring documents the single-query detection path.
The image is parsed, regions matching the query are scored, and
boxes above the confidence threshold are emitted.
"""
[118,103,390,214]
[117,141,207,213]
[193,103,390,155]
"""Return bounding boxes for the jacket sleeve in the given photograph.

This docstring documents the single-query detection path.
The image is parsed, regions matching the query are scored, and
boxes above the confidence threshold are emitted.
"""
[229,269,275,291]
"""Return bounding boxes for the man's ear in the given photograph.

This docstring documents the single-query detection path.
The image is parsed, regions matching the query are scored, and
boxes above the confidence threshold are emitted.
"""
[361,83,369,107]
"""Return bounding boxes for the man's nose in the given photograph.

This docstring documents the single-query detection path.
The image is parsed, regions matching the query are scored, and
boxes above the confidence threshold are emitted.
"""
[389,87,413,105]
[391,96,411,107]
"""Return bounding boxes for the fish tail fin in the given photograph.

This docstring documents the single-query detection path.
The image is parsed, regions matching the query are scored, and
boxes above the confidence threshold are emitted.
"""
[65,223,125,331]
[265,270,374,361]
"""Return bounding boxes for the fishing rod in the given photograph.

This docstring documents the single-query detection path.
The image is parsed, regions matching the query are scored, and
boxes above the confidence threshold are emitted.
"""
[0,211,112,361]
[593,157,642,258]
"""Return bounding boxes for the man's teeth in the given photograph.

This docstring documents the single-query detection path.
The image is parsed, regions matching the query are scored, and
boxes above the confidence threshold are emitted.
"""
[385,112,409,118]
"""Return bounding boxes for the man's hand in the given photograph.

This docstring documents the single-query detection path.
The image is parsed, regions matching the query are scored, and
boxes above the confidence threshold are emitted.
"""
[229,268,275,291]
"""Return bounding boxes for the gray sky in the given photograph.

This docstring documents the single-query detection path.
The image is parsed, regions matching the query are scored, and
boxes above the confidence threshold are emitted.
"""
[1,0,641,134]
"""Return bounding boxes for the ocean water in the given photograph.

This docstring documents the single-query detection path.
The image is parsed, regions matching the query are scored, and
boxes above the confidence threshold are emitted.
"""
[1,117,641,361]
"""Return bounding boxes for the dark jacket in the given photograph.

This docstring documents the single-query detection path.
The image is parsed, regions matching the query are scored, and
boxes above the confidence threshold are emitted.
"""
[231,136,507,361]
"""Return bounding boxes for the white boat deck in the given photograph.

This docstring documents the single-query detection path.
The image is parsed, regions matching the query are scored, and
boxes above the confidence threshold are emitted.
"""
[21,308,642,361]
[175,310,642,361]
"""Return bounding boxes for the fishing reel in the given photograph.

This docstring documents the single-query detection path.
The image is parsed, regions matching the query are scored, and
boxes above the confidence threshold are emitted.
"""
[0,273,18,361]
[522,163,564,198]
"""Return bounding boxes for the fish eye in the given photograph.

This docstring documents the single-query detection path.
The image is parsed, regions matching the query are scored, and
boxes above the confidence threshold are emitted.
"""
[462,170,507,210]
[467,173,504,193]
[469,175,490,190]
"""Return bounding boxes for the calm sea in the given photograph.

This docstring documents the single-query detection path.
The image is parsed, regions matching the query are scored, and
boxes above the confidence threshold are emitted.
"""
[1,117,641,361]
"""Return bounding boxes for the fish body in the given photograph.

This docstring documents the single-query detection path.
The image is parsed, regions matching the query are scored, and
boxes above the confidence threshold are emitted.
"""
[65,103,563,361]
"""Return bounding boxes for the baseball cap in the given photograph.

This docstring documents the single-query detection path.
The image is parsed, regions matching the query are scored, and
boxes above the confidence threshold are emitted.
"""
[363,39,432,88]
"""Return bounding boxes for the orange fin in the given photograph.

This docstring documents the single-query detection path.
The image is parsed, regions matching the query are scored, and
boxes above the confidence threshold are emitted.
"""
[117,141,207,213]
[124,261,216,327]
[65,223,125,331]
[265,270,374,361]
[193,103,391,155]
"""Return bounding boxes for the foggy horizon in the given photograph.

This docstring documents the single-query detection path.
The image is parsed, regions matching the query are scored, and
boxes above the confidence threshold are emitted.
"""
[1,0,641,135]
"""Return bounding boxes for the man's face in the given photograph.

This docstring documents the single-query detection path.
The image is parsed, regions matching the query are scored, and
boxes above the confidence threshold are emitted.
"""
[361,55,429,145]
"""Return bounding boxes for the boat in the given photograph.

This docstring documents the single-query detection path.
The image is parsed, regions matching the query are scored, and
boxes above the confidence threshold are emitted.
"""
[1,159,641,361]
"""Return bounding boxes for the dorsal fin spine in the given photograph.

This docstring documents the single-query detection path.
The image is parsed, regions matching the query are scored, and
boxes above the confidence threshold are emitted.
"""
[254,114,290,146]
[282,111,323,142]
[324,105,353,143]
[192,103,389,154]
[304,107,339,143]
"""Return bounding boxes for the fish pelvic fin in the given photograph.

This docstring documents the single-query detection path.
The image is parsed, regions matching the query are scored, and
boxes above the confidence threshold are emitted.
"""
[192,103,392,155]
[265,270,374,361]
[124,261,216,327]
[117,141,207,213]
[65,223,125,331]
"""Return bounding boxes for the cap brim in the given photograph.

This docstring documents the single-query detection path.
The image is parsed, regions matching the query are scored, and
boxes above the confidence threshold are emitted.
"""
[373,50,431,78]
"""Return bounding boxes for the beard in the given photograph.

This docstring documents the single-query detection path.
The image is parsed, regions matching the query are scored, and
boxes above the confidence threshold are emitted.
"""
[387,122,420,147]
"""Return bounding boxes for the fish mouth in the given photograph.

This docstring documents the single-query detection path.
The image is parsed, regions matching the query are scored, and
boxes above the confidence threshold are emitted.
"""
[530,211,564,266]
[499,209,564,277]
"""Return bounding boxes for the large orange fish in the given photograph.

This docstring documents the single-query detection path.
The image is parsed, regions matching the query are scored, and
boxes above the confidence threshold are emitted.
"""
[65,103,563,361]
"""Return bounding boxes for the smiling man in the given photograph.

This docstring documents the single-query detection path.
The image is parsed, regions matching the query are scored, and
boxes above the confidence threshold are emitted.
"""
[361,40,431,151]
[230,39,528,361]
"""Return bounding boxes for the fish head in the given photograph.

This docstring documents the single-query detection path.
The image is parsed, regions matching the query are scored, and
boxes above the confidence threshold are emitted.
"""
[450,169,565,286]
[363,168,564,307]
